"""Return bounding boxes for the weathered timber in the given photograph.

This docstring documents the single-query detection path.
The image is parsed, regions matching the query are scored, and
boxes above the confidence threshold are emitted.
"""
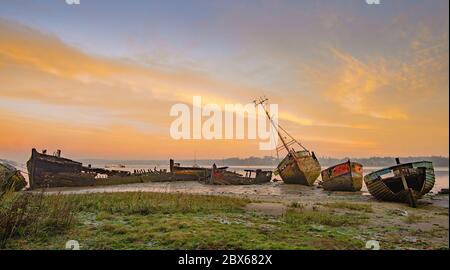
[254,97,321,186]
[27,148,95,189]
[364,159,435,207]
[169,159,228,181]
[208,164,272,185]
[276,151,321,185]
[321,160,363,191]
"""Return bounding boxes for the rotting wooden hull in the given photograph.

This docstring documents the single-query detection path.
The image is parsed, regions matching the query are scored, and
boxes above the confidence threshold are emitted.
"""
[364,161,435,205]
[27,149,95,189]
[277,151,321,185]
[94,173,188,186]
[172,167,211,181]
[0,162,27,192]
[209,168,272,185]
[321,161,363,191]
[169,159,227,181]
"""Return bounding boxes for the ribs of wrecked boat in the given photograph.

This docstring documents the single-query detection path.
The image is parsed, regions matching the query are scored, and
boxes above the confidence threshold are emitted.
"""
[255,97,321,186]
[208,164,272,185]
[364,159,435,207]
[169,159,227,181]
[26,148,96,189]
[0,162,27,192]
[321,161,363,192]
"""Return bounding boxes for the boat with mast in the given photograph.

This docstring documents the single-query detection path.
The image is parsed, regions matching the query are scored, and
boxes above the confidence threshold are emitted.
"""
[254,97,321,185]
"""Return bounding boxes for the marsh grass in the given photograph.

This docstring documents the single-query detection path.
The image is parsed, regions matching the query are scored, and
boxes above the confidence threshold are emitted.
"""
[319,202,374,213]
[284,209,368,227]
[2,192,371,249]
[7,191,446,250]
[404,214,423,224]
[66,192,250,215]
[0,191,75,248]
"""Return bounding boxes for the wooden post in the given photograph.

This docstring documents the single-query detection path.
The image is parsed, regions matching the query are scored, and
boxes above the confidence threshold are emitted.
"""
[210,164,217,185]
[395,158,417,208]
[169,159,174,174]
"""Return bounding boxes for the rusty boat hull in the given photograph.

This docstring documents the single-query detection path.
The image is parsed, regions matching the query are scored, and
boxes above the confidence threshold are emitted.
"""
[364,161,435,205]
[26,149,95,189]
[277,151,321,185]
[321,161,363,191]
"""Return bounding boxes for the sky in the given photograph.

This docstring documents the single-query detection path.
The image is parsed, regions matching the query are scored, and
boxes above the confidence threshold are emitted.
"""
[0,0,448,161]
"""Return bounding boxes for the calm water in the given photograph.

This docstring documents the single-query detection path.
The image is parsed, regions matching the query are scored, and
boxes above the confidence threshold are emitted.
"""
[89,163,449,193]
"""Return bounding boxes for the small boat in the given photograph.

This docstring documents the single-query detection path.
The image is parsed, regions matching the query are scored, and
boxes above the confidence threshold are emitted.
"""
[321,160,363,191]
[364,159,435,207]
[0,161,27,192]
[208,164,272,185]
[27,148,96,189]
[255,97,321,185]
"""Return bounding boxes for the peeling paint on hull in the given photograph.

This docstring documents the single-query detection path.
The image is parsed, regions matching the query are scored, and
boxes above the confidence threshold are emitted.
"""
[321,161,363,191]
[277,151,321,186]
[364,161,435,205]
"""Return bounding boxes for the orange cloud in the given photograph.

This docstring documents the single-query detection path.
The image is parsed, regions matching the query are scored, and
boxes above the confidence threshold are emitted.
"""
[0,19,448,160]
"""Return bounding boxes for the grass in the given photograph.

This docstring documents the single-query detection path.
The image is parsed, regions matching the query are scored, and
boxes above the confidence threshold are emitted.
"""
[1,191,447,250]
[284,209,368,227]
[319,202,374,213]
[0,191,75,248]
[404,214,423,224]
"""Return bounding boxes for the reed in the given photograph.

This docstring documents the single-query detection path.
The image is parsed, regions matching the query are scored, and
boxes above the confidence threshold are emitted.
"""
[0,191,75,248]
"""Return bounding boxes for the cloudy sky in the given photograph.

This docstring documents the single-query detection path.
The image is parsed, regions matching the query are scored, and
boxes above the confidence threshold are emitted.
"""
[0,0,448,161]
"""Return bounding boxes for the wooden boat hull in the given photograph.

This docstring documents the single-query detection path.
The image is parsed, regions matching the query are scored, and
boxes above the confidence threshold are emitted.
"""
[321,161,363,191]
[27,149,95,189]
[0,162,27,192]
[169,159,227,181]
[364,161,435,204]
[172,167,210,180]
[209,168,272,185]
[277,151,321,185]
[94,173,190,186]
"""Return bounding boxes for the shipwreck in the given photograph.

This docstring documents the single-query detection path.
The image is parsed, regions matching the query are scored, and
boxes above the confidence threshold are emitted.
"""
[255,97,321,185]
[364,158,435,207]
[208,164,272,185]
[169,159,228,181]
[27,148,96,189]
[320,160,363,192]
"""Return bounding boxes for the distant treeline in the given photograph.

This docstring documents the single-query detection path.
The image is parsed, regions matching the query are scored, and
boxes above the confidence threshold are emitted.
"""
[81,156,449,167]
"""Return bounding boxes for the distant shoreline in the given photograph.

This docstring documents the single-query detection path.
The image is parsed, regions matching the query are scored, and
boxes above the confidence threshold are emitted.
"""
[2,156,449,168]
[77,156,449,168]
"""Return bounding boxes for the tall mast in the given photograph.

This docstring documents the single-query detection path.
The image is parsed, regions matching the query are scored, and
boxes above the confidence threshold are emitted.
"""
[254,97,291,154]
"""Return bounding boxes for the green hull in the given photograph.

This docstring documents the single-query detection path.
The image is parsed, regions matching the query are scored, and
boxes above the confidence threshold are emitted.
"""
[364,161,435,204]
